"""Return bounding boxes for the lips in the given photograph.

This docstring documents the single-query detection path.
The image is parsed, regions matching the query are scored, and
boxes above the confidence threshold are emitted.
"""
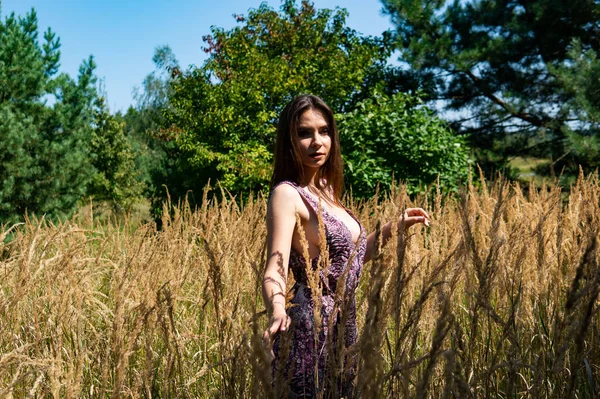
[309,152,326,159]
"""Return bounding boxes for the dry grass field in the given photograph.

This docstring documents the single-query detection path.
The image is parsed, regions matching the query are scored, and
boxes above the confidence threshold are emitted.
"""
[0,173,599,398]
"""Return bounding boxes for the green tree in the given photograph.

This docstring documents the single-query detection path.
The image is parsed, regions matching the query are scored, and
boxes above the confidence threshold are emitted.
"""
[123,45,196,216]
[382,0,600,178]
[89,98,144,211]
[338,91,470,197]
[552,41,600,175]
[131,45,179,133]
[166,0,393,194]
[0,8,98,222]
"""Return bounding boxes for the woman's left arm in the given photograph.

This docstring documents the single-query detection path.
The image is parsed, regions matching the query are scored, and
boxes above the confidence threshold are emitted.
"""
[363,208,430,263]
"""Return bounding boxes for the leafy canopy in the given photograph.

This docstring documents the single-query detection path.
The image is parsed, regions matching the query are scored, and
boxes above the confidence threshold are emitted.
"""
[89,98,144,211]
[0,8,97,222]
[0,7,143,221]
[552,41,600,173]
[339,91,471,197]
[166,0,392,193]
[382,0,600,178]
[124,45,200,217]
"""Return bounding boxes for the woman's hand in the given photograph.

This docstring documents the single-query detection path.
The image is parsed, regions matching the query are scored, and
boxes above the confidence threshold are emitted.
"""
[263,307,291,359]
[399,207,431,231]
[364,207,431,262]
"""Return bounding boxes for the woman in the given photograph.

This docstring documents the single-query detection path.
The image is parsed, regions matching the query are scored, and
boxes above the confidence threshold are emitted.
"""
[262,94,430,397]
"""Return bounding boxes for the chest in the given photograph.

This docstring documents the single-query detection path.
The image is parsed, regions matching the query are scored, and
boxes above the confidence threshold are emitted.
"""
[294,199,362,248]
[290,199,366,290]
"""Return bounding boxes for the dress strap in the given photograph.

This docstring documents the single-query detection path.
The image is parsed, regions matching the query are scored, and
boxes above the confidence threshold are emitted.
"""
[272,181,321,216]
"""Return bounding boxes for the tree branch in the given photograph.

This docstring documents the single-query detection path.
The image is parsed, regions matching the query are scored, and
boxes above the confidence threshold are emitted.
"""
[462,69,555,130]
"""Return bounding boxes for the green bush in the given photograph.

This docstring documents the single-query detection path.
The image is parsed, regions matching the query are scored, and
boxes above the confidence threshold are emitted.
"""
[338,92,471,197]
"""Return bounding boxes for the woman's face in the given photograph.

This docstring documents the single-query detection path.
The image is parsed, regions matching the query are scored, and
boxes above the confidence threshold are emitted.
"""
[295,108,332,172]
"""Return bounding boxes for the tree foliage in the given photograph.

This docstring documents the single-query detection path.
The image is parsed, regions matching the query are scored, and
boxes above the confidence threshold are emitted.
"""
[553,42,600,174]
[382,0,600,178]
[0,8,98,222]
[124,45,198,216]
[339,91,470,197]
[166,0,393,193]
[132,45,178,131]
[0,7,144,221]
[89,98,144,210]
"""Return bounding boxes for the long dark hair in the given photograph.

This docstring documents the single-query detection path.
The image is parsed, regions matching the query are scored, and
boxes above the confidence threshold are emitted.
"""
[271,94,344,204]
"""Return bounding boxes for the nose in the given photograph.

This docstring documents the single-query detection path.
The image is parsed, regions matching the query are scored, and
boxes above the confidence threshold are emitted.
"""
[310,131,322,147]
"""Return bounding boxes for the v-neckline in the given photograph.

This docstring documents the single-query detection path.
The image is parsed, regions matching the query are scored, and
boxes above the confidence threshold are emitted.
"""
[299,187,363,245]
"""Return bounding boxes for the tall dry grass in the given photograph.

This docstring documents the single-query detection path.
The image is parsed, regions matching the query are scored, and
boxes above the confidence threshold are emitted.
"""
[0,174,599,398]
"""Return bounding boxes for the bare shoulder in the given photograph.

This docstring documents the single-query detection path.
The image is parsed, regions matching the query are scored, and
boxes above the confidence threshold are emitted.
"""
[270,182,300,201]
[268,183,301,216]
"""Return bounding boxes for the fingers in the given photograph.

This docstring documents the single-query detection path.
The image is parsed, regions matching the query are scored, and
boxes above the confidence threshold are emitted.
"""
[269,318,283,335]
[402,217,428,228]
[263,314,290,346]
[402,208,431,228]
[285,314,291,330]
[262,320,278,344]
[404,207,430,219]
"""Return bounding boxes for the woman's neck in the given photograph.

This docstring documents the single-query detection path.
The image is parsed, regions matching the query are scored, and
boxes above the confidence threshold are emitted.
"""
[300,168,320,189]
[300,170,340,206]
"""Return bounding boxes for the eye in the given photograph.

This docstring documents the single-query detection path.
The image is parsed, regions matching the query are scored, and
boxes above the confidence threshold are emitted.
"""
[320,127,330,135]
[298,129,311,138]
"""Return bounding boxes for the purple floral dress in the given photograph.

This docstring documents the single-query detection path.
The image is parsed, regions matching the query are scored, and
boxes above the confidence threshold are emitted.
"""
[272,181,367,398]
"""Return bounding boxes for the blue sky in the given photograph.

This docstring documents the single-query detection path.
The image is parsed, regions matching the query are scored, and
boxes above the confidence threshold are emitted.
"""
[1,0,395,112]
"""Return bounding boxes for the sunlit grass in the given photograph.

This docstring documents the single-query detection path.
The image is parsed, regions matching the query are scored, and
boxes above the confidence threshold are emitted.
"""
[0,174,599,398]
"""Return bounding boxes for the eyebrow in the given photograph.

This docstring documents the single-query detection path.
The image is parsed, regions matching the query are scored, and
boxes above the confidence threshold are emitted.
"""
[297,123,328,130]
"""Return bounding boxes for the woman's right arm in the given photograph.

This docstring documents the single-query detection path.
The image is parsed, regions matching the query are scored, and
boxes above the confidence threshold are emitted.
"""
[262,184,298,343]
